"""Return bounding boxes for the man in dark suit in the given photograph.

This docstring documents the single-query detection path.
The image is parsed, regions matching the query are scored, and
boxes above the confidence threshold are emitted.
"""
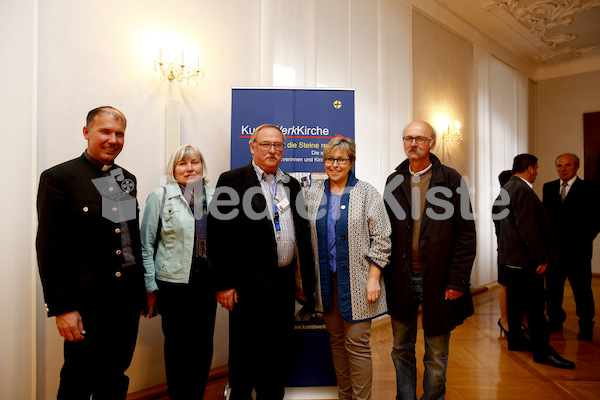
[36,106,147,399]
[493,153,575,369]
[542,153,600,340]
[208,124,314,400]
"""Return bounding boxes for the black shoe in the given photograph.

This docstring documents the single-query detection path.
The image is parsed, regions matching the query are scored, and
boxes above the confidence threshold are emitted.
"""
[577,329,593,341]
[534,352,575,369]
[498,319,509,336]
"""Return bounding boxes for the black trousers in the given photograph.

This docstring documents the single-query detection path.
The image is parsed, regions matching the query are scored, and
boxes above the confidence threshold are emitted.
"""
[545,258,595,331]
[228,262,296,400]
[57,271,141,400]
[157,272,217,400]
[504,265,552,358]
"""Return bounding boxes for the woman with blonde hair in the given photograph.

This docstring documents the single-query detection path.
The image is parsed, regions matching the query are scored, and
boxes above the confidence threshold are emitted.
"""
[141,144,216,399]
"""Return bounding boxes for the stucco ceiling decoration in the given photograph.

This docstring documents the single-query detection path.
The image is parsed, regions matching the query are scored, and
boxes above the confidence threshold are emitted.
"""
[481,0,600,63]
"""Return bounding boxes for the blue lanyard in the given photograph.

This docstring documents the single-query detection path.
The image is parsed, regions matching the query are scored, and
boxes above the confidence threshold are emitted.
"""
[269,176,281,232]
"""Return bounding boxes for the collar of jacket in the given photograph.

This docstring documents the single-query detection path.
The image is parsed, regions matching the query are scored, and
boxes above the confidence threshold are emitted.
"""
[80,152,118,176]
[396,153,440,176]
[243,161,294,187]
[395,153,445,193]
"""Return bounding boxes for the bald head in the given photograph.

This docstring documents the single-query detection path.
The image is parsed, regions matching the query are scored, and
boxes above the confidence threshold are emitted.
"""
[402,120,436,168]
[403,120,436,141]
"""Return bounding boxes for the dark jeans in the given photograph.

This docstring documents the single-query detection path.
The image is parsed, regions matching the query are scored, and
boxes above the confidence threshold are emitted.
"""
[157,273,217,400]
[57,270,141,400]
[391,273,450,400]
[545,259,595,331]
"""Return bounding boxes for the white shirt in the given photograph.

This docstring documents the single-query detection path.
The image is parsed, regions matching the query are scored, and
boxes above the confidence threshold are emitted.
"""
[518,176,533,189]
[559,175,577,198]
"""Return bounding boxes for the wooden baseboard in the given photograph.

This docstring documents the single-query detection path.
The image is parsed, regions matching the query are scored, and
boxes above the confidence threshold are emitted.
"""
[126,365,229,400]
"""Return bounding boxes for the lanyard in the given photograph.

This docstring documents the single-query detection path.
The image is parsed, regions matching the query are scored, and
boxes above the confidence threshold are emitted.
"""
[268,175,281,238]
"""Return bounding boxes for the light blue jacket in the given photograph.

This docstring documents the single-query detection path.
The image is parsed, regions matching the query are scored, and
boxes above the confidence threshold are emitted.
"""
[140,182,214,292]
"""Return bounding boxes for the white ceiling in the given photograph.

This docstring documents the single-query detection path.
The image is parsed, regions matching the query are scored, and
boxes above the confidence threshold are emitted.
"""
[410,0,600,80]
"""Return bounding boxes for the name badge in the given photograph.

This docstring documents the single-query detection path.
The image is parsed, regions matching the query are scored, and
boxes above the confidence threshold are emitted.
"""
[276,197,290,212]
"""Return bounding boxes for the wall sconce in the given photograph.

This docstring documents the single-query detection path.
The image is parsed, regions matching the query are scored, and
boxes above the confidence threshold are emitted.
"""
[154,49,205,86]
[442,121,462,144]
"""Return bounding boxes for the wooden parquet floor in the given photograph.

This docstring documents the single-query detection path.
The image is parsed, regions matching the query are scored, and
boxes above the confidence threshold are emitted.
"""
[138,277,600,400]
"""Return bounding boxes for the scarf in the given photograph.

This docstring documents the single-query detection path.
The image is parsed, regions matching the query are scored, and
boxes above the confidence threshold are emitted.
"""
[178,181,208,267]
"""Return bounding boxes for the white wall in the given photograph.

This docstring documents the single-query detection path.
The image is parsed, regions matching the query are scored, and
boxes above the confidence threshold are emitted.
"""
[32,0,413,396]
[0,1,37,399]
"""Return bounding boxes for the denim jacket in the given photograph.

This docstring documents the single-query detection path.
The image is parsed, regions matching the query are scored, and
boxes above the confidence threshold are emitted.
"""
[141,182,214,292]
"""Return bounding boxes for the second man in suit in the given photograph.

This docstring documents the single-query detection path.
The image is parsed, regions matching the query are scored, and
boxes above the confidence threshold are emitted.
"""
[542,153,600,340]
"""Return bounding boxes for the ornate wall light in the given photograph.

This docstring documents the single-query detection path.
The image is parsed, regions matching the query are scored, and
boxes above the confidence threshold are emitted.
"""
[442,121,462,144]
[154,49,205,86]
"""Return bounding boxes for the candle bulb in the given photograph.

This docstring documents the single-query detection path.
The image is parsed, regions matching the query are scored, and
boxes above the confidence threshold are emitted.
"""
[159,48,163,63]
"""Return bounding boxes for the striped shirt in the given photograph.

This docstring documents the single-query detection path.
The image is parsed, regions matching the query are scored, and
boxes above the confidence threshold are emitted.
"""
[252,161,296,266]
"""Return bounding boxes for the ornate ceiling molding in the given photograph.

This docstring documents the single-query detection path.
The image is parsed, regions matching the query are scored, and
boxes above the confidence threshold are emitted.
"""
[534,44,600,62]
[482,0,600,62]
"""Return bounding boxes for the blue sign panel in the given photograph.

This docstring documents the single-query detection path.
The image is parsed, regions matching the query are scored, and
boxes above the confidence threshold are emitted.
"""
[231,88,355,173]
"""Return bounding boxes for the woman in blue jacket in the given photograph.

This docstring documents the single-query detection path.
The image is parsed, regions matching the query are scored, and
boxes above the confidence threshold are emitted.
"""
[141,144,216,400]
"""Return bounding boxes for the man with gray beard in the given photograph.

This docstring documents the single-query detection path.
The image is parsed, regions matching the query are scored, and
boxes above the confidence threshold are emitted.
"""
[384,120,476,400]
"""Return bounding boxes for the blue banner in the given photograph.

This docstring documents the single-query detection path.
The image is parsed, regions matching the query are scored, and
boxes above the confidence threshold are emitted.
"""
[231,88,355,174]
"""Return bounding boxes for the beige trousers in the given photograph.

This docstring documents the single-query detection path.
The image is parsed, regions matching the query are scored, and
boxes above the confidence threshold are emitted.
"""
[323,278,373,400]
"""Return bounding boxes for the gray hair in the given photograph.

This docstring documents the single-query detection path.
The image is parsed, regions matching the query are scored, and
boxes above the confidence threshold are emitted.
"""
[166,144,208,183]
[248,124,285,145]
[555,153,580,167]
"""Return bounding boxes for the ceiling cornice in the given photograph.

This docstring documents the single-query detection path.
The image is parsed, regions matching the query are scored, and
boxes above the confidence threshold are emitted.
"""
[482,0,600,64]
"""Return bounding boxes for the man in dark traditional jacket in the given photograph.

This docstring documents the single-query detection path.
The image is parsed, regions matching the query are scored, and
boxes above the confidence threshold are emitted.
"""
[36,106,147,399]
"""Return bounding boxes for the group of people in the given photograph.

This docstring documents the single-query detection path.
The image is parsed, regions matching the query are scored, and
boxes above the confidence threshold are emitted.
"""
[35,106,593,400]
[493,152,599,370]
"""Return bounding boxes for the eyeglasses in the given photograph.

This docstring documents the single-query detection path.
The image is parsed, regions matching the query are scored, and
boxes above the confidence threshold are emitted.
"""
[257,141,284,150]
[403,136,432,144]
[324,157,351,166]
